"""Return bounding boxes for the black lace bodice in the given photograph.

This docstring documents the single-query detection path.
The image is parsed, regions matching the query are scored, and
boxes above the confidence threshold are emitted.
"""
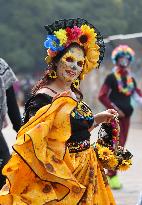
[23,93,94,153]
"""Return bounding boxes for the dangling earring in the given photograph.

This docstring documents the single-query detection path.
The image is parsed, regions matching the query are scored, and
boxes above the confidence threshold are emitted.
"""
[48,70,57,79]
[72,79,80,89]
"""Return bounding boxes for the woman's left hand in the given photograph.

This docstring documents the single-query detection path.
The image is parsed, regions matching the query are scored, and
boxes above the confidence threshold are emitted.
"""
[94,109,118,125]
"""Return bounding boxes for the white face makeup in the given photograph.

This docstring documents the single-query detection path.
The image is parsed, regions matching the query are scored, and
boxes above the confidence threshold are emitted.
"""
[56,47,85,83]
[117,56,130,68]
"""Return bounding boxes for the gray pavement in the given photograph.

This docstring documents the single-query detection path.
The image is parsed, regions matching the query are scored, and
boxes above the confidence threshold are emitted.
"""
[112,126,142,205]
[2,119,142,205]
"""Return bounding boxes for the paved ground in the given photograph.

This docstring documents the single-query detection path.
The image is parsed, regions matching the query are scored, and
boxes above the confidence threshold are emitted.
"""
[112,126,142,205]
[2,116,142,205]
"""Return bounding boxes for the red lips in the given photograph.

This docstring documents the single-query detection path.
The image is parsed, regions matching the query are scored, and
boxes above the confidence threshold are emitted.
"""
[65,70,76,77]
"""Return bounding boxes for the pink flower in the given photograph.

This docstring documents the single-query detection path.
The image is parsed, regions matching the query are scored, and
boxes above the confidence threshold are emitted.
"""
[71,26,82,39]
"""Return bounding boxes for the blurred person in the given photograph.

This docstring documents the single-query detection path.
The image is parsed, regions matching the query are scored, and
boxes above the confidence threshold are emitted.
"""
[0,19,132,204]
[99,45,142,189]
[133,91,142,106]
[0,77,7,171]
[13,80,21,105]
[21,77,35,105]
[0,58,21,189]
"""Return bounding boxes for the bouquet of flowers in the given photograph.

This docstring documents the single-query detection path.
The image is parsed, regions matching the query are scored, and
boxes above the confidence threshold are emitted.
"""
[94,118,133,171]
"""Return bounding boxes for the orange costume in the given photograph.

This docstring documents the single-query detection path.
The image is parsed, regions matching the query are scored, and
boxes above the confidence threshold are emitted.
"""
[0,97,116,205]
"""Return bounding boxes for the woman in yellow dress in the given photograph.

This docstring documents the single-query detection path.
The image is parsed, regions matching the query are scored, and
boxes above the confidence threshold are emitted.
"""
[0,18,132,205]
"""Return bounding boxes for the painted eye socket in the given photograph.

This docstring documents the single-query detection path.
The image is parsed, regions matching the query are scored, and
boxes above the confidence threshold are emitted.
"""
[77,61,84,67]
[65,57,74,62]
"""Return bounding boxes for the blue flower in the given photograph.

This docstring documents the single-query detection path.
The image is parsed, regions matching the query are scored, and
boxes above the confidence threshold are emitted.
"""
[44,35,64,51]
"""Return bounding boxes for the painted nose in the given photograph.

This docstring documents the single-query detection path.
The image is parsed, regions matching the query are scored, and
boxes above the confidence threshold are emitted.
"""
[71,66,77,70]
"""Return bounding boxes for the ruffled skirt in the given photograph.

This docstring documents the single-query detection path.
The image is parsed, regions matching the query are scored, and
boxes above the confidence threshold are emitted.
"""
[0,97,116,204]
[0,147,116,205]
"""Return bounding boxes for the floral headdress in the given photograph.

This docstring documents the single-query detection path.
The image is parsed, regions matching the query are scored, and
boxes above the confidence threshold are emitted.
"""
[111,45,135,65]
[44,18,105,79]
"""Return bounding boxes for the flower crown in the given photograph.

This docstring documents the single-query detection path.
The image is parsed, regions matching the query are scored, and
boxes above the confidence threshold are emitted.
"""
[112,45,135,64]
[44,18,105,79]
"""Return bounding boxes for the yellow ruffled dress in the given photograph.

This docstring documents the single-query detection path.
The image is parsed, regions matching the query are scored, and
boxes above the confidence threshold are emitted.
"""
[0,97,116,205]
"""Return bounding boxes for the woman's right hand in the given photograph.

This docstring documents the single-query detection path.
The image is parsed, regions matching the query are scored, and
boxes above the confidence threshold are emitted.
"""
[52,91,71,101]
[94,109,118,125]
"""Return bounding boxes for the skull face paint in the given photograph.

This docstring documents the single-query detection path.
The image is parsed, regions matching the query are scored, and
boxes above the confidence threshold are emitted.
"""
[117,56,130,68]
[56,47,85,83]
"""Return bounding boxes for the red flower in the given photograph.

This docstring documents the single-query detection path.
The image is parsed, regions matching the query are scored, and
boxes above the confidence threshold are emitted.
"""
[112,129,118,136]
[66,27,75,41]
[66,26,82,42]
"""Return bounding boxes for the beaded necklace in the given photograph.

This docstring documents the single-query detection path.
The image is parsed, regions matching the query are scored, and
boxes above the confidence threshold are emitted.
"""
[113,67,134,96]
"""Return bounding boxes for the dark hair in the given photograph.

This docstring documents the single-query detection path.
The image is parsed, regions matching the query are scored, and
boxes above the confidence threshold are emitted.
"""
[32,42,84,100]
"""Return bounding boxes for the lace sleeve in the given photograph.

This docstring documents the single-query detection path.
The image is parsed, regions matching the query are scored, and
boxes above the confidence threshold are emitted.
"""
[23,93,52,124]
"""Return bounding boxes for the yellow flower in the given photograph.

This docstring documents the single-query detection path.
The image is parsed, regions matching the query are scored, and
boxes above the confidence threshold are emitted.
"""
[71,112,75,117]
[80,45,100,79]
[54,29,67,45]
[79,25,97,47]
[73,79,80,89]
[83,112,92,118]
[95,143,102,149]
[98,147,113,160]
[86,45,100,63]
[118,159,132,171]
[108,155,118,168]
[77,102,83,111]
